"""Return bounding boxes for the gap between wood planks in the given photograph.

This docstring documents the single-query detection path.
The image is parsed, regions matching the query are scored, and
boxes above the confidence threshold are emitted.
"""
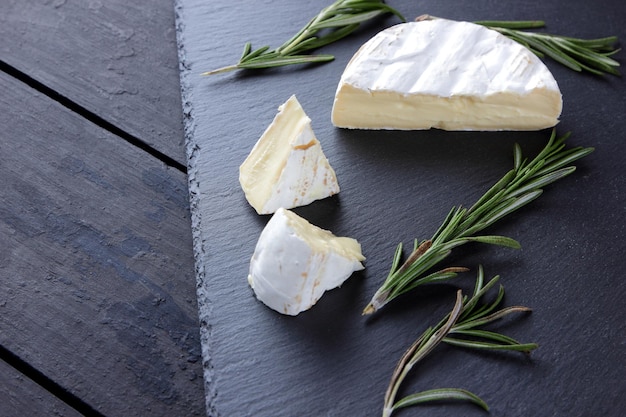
[0,60,187,174]
[0,59,187,417]
[0,344,106,417]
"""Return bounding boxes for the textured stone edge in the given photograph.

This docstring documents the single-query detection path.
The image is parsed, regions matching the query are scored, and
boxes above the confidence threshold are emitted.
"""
[173,1,217,416]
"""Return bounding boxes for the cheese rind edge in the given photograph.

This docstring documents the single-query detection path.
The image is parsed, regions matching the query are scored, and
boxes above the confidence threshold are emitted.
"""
[247,208,365,315]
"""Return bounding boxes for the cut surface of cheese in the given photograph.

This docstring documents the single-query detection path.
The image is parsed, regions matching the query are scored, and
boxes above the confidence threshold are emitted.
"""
[240,95,340,214]
[331,19,562,131]
[247,208,365,316]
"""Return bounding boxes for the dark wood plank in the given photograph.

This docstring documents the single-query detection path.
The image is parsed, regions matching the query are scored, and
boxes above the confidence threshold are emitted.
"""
[0,71,204,416]
[176,0,626,415]
[0,0,186,165]
[0,359,82,417]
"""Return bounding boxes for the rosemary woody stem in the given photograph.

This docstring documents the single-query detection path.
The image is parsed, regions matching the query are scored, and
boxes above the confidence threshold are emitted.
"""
[382,291,465,416]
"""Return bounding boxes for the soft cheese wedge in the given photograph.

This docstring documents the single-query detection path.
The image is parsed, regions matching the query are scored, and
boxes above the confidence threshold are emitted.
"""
[331,19,562,131]
[240,95,340,214]
[247,208,365,316]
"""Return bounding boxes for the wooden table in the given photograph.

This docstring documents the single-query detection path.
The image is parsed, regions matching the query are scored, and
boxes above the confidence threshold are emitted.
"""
[0,1,206,415]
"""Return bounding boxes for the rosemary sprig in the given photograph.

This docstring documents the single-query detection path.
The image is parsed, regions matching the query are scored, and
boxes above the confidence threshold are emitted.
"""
[364,130,594,315]
[475,20,621,76]
[203,0,405,76]
[383,267,537,417]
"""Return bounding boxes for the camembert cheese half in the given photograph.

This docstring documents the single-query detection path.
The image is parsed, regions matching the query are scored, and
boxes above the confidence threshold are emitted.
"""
[240,95,340,215]
[247,208,365,316]
[331,19,563,131]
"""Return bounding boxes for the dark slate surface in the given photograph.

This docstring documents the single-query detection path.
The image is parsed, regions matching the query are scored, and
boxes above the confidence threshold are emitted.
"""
[175,1,625,415]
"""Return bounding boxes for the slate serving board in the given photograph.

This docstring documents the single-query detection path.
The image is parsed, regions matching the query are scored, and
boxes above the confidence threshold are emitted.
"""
[174,1,625,415]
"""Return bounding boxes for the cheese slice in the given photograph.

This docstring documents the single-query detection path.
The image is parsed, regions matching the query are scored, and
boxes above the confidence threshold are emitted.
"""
[331,19,562,131]
[239,95,340,215]
[247,207,365,316]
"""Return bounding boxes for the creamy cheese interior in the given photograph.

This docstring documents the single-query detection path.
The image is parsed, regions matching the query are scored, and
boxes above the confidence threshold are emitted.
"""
[331,19,563,131]
[283,208,364,261]
[240,96,308,210]
[239,95,339,214]
[333,86,561,131]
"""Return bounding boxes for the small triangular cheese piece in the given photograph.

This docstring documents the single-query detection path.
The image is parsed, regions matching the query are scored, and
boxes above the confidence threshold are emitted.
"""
[240,95,340,214]
[331,19,563,131]
[247,208,365,316]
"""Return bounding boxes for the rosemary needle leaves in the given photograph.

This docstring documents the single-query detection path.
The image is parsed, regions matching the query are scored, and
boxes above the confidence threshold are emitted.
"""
[475,20,621,76]
[383,267,537,417]
[364,130,594,315]
[202,0,405,76]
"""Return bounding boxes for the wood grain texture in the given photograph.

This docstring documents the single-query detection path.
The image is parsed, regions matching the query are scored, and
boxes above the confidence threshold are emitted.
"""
[176,0,626,416]
[0,0,186,165]
[0,358,82,417]
[0,71,204,416]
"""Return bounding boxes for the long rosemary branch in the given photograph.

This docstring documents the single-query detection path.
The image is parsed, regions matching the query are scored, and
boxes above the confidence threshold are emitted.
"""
[202,0,404,76]
[364,130,594,315]
[383,267,537,416]
[206,7,619,77]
